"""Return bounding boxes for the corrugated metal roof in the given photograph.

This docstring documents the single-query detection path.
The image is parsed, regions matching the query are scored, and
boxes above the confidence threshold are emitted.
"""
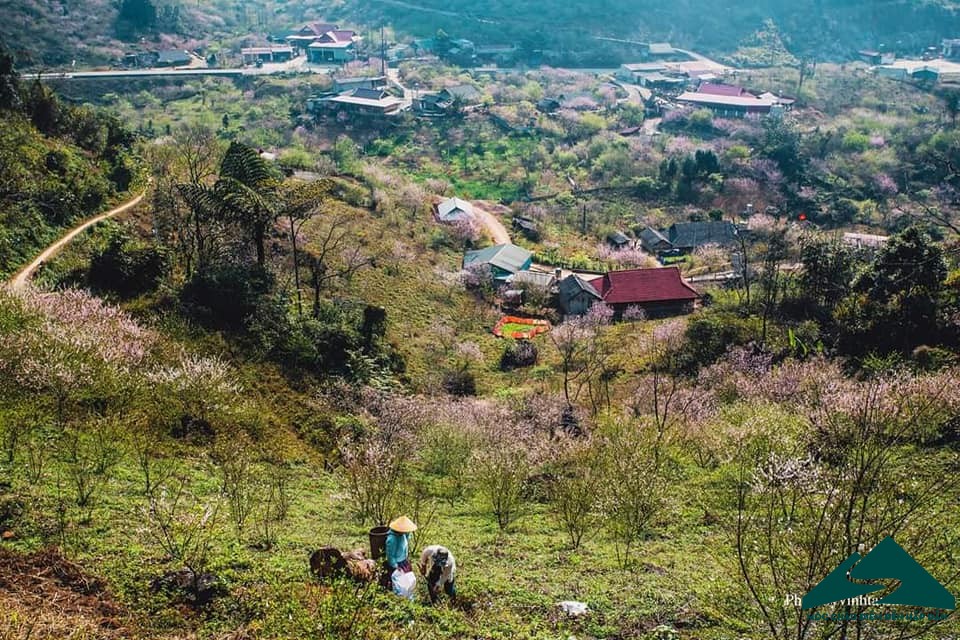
[559,274,602,301]
[463,243,532,274]
[437,197,473,221]
[676,92,776,108]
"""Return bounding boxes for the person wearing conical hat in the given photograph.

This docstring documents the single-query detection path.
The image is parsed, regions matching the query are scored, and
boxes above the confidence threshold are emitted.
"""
[385,515,417,575]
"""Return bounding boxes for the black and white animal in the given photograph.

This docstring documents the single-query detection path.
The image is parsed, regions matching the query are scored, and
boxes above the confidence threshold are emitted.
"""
[418,544,457,603]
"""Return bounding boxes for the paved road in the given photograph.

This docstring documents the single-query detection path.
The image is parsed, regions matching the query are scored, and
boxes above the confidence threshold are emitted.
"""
[8,192,145,290]
[33,62,337,81]
[386,68,414,109]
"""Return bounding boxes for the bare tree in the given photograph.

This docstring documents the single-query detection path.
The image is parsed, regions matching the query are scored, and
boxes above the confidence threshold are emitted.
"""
[735,373,960,639]
[549,304,614,414]
[303,208,378,318]
[281,179,334,317]
[145,475,222,600]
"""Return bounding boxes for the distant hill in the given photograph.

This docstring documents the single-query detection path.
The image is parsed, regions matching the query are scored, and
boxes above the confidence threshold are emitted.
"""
[345,0,960,64]
[1,0,958,68]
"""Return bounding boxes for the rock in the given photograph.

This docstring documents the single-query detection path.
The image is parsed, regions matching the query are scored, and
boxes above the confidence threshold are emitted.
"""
[558,600,589,616]
[151,568,224,605]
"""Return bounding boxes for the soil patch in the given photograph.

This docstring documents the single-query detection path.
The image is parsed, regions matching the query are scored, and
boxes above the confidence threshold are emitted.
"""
[0,547,128,638]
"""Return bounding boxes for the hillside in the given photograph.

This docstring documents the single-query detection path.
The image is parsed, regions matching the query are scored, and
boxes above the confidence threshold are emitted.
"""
[0,53,140,276]
[3,0,960,68]
[345,0,960,63]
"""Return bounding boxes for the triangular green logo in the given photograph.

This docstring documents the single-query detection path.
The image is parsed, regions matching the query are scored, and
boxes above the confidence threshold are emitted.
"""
[802,537,954,610]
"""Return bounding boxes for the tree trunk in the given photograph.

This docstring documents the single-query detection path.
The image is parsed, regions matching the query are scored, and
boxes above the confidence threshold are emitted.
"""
[255,224,266,267]
[289,217,303,317]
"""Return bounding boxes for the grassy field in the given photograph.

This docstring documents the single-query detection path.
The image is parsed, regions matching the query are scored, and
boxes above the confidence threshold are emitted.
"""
[0,412,746,639]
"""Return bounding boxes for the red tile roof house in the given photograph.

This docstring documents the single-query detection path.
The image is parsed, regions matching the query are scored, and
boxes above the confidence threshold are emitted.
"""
[594,267,700,319]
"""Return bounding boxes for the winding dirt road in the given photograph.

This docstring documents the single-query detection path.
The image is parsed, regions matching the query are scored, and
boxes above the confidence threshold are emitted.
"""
[471,201,512,244]
[8,192,145,290]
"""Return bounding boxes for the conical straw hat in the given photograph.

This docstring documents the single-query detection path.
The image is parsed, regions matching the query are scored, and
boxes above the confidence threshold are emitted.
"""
[388,515,418,533]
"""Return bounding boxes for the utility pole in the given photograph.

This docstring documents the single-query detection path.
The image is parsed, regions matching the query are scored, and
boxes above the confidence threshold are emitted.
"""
[380,25,386,76]
[581,204,587,235]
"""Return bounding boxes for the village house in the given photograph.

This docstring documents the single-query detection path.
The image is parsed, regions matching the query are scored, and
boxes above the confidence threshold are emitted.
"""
[317,88,406,117]
[606,231,633,250]
[438,84,483,106]
[594,267,699,318]
[241,46,294,65]
[858,49,896,65]
[647,42,674,57]
[675,91,779,118]
[333,75,388,92]
[536,96,564,113]
[512,216,540,241]
[413,93,446,116]
[667,220,739,253]
[436,197,474,222]
[286,22,338,49]
[558,267,699,318]
[463,243,533,282]
[308,31,358,63]
[697,82,754,98]
[558,274,603,316]
[843,232,889,250]
[944,38,960,60]
[875,58,960,84]
[639,227,673,255]
[637,72,686,90]
[617,62,668,83]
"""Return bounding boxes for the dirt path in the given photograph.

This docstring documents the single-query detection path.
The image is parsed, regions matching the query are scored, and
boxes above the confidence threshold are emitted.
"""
[8,192,145,290]
[471,201,512,244]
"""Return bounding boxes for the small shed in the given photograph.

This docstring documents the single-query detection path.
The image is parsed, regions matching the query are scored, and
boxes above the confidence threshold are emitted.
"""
[606,231,632,249]
[558,274,603,316]
[437,197,474,222]
[154,50,192,67]
[639,227,673,254]
[509,270,558,291]
[512,216,540,240]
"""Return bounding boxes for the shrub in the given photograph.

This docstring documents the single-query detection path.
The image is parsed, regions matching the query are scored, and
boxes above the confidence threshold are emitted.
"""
[180,264,275,331]
[88,231,169,298]
[341,433,410,526]
[442,368,476,396]
[549,443,603,549]
[597,420,666,568]
[911,345,956,372]
[500,340,539,370]
[472,437,535,531]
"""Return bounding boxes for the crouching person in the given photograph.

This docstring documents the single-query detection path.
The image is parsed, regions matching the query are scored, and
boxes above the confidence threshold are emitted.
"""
[419,545,457,604]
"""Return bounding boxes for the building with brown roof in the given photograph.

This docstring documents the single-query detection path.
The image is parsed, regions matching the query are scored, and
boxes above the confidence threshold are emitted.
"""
[594,267,699,318]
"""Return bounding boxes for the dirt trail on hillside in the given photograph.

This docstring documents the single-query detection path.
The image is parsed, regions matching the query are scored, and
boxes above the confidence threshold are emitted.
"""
[8,192,145,290]
[471,200,512,244]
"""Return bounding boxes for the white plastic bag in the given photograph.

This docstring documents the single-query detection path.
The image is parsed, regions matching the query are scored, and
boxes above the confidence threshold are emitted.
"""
[391,568,416,600]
